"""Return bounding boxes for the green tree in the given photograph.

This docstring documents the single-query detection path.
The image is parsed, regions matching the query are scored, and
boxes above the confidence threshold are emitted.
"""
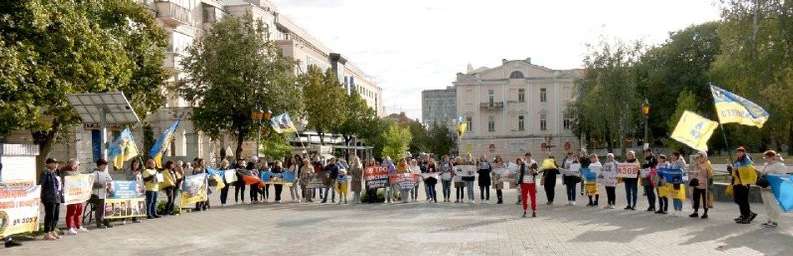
[574,40,644,155]
[381,122,412,160]
[427,122,455,157]
[0,0,167,173]
[179,13,300,157]
[337,90,377,159]
[358,117,391,160]
[406,121,429,155]
[301,66,347,144]
[712,0,793,152]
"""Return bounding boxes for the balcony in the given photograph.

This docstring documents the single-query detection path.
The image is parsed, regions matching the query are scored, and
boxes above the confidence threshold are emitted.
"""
[480,101,504,111]
[156,1,191,27]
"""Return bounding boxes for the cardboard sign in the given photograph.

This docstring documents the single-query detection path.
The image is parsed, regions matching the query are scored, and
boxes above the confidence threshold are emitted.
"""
[617,163,640,178]
[63,174,95,205]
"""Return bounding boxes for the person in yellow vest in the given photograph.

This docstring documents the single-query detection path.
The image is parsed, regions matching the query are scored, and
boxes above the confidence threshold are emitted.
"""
[142,159,161,219]
[729,147,758,224]
[160,161,178,216]
[539,155,559,205]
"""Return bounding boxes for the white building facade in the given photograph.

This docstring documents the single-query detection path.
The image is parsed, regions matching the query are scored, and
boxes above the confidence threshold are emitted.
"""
[455,58,580,161]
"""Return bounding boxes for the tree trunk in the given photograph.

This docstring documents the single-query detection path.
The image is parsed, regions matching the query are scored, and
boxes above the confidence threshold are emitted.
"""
[318,129,325,145]
[788,122,793,155]
[604,123,614,153]
[235,128,245,160]
[33,118,61,183]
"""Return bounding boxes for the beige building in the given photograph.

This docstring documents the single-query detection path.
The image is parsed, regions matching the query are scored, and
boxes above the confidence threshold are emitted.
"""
[4,0,382,171]
[455,58,581,161]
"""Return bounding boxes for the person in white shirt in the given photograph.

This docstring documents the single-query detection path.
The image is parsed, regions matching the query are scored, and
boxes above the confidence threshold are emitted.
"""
[600,153,619,209]
[91,159,113,228]
[760,150,788,228]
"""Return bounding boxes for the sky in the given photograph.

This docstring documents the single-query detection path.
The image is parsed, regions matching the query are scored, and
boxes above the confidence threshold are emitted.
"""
[270,0,723,120]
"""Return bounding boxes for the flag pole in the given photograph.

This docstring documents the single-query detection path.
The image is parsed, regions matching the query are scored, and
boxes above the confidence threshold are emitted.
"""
[710,82,734,164]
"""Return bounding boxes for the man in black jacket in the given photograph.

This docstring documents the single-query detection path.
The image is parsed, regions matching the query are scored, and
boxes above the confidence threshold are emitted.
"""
[321,158,339,203]
[40,158,63,241]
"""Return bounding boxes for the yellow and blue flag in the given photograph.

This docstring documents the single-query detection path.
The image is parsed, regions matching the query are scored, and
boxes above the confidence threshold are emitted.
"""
[670,111,719,152]
[270,113,297,134]
[456,116,467,137]
[710,85,769,128]
[108,128,139,170]
[149,120,180,168]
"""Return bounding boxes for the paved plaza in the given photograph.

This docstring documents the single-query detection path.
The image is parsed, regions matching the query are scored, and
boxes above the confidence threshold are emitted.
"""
[5,184,793,256]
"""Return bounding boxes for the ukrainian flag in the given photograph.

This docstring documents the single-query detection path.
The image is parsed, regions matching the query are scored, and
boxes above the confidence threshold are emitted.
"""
[149,120,180,168]
[270,113,297,134]
[710,85,769,128]
[670,111,719,152]
[456,116,467,137]
[108,128,139,170]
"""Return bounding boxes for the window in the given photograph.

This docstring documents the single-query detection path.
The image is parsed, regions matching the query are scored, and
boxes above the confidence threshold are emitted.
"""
[488,89,494,106]
[466,117,473,131]
[488,116,495,132]
[518,115,525,131]
[540,88,547,102]
[540,113,547,131]
[518,88,525,103]
[509,71,524,79]
[563,111,573,130]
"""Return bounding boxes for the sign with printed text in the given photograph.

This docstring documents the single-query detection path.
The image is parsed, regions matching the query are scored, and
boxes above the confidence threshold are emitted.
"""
[110,180,143,199]
[223,170,237,183]
[0,184,40,238]
[364,167,389,189]
[617,163,640,178]
[63,174,95,205]
[389,173,419,190]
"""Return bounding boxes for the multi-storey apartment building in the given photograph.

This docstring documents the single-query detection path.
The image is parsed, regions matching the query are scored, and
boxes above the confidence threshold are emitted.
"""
[455,58,581,161]
[421,87,457,130]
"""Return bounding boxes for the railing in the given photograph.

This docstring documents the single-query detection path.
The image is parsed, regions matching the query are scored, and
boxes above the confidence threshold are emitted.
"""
[479,101,504,111]
[156,1,191,26]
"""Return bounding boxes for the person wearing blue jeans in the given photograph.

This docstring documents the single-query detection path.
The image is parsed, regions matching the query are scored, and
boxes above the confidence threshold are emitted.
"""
[145,191,158,218]
[623,150,640,210]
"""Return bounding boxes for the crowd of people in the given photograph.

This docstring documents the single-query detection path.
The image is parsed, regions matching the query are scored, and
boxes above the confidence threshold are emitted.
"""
[3,146,785,248]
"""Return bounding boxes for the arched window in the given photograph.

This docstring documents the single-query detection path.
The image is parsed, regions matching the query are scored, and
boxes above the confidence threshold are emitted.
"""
[509,71,524,79]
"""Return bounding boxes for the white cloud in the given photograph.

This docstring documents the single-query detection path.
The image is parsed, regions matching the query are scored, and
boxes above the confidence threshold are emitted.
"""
[271,0,722,119]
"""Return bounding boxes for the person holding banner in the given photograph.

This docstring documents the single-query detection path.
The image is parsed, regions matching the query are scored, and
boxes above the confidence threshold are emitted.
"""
[517,157,538,218]
[142,159,161,219]
[300,159,315,202]
[729,147,758,224]
[272,161,286,203]
[321,158,339,204]
[454,157,467,203]
[492,156,506,204]
[192,158,210,211]
[60,159,87,235]
[540,155,559,205]
[562,154,581,206]
[234,159,248,204]
[439,155,454,203]
[91,159,114,228]
[669,152,687,216]
[477,155,493,203]
[759,150,787,228]
[585,154,601,207]
[286,157,301,203]
[246,161,260,203]
[161,161,178,215]
[382,157,396,203]
[600,153,618,209]
[425,158,439,203]
[623,151,640,210]
[219,159,232,206]
[689,152,713,219]
[641,148,658,212]
[409,159,421,202]
[655,155,671,214]
[41,158,63,240]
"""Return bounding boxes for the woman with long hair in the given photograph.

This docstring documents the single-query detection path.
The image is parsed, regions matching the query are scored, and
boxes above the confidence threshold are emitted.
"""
[349,156,364,204]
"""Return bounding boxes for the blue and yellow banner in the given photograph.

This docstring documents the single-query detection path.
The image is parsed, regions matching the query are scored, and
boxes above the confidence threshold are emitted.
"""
[149,120,180,168]
[670,111,719,152]
[710,85,769,128]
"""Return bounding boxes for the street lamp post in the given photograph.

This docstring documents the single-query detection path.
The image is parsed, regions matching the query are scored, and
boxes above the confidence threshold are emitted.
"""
[641,98,651,149]
[251,109,272,158]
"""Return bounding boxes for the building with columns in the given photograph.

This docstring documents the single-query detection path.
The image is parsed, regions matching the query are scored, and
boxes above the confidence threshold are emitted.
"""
[455,58,581,161]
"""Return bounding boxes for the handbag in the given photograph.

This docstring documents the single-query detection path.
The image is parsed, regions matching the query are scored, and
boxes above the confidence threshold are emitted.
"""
[688,178,699,187]
[755,174,770,188]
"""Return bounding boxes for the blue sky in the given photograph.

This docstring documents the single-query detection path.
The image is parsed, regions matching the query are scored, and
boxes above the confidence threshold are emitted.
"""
[271,0,722,120]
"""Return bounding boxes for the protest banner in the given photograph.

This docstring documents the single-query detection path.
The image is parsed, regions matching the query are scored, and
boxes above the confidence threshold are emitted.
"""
[306,175,327,189]
[364,166,389,189]
[223,170,237,183]
[103,197,147,219]
[560,163,580,176]
[616,163,640,178]
[657,168,684,184]
[180,174,208,207]
[389,173,419,190]
[458,165,476,177]
[581,167,598,182]
[261,171,296,185]
[599,168,618,187]
[420,173,439,180]
[0,184,40,238]
[110,180,143,199]
[63,174,95,205]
